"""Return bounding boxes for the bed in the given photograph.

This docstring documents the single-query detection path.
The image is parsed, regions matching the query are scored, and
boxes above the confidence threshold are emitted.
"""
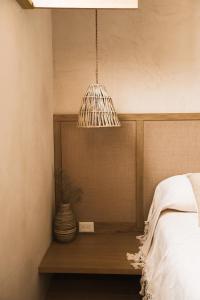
[128,173,200,300]
[145,210,200,300]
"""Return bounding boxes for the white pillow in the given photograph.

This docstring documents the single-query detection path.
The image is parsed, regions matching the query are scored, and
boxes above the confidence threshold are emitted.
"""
[154,174,197,213]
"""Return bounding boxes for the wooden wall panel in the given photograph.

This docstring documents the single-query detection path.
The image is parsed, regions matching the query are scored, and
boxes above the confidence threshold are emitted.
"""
[54,122,62,208]
[54,113,200,231]
[60,121,137,224]
[143,120,200,217]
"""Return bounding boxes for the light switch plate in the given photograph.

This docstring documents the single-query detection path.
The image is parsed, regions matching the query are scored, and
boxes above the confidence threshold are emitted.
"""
[79,222,94,233]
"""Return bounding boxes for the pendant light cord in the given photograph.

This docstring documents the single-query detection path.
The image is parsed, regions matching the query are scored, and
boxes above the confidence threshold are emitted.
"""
[95,9,99,84]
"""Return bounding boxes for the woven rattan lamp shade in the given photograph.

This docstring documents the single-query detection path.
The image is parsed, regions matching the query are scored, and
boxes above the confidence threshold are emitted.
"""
[78,10,121,128]
[78,84,120,128]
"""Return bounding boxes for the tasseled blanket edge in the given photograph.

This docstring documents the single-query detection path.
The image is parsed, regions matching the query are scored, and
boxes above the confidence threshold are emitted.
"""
[126,221,153,299]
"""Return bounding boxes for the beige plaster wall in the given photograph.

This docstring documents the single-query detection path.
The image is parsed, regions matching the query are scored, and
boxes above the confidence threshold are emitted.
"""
[53,0,200,113]
[0,1,53,300]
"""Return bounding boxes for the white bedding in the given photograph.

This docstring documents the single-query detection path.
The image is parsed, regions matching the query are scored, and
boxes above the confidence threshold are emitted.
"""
[146,210,200,300]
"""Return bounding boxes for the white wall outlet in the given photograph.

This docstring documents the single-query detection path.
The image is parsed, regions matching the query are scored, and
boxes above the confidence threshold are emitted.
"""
[79,222,94,233]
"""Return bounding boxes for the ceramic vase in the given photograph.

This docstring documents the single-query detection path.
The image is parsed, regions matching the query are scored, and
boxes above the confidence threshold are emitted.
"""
[54,203,77,242]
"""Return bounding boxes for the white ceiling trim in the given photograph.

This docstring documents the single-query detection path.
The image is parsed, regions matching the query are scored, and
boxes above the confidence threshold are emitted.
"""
[32,0,138,9]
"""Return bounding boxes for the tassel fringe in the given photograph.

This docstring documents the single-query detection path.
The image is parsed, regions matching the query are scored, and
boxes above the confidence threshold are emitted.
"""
[126,221,153,299]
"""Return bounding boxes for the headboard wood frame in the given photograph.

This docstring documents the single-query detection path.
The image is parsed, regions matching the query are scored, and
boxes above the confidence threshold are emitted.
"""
[54,113,200,232]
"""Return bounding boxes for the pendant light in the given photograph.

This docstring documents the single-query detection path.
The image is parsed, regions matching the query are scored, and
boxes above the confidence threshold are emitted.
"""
[78,10,121,128]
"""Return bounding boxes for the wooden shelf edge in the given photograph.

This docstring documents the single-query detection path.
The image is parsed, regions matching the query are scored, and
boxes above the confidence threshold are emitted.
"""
[39,233,142,276]
[39,266,141,275]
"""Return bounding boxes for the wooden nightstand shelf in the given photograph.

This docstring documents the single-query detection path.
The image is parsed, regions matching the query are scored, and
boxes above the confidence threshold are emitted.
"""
[39,232,141,275]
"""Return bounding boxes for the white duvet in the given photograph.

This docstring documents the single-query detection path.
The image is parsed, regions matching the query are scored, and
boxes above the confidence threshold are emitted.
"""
[146,210,200,300]
[127,174,200,299]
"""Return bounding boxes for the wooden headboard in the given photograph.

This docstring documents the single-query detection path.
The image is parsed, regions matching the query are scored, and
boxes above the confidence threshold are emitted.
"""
[54,113,200,232]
